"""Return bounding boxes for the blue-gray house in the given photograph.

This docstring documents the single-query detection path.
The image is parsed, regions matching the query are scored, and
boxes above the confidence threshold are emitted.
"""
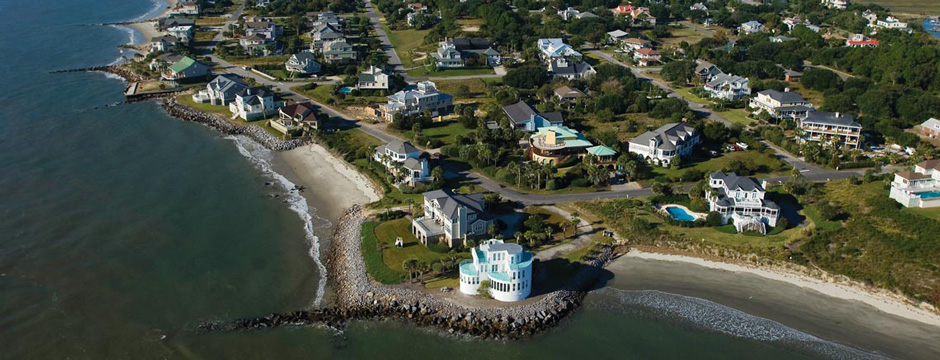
[502,100,564,132]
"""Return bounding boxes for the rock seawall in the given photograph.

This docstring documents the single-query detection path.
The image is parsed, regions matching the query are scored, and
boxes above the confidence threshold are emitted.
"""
[204,205,614,340]
[161,97,306,151]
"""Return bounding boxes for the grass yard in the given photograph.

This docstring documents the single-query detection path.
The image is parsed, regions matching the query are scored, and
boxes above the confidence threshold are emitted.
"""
[406,67,496,77]
[785,82,825,108]
[373,218,468,273]
[858,0,940,19]
[225,56,290,67]
[361,221,406,284]
[651,150,790,180]
[905,207,940,220]
[396,120,468,148]
[384,26,431,68]
[177,94,230,117]
[525,207,572,247]
[195,17,227,26]
[294,83,333,104]
[671,86,710,105]
[194,30,219,44]
[433,78,490,100]
[456,18,483,32]
[715,109,756,126]
[581,113,669,142]
[662,27,707,48]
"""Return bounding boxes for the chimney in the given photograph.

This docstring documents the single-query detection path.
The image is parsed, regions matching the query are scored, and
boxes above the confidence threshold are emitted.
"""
[784,88,790,92]
[835,112,841,117]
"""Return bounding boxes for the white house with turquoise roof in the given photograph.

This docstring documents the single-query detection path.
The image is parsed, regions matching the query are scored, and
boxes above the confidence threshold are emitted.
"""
[459,239,533,302]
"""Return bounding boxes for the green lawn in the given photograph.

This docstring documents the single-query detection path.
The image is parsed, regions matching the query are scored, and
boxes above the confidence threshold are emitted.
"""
[384,26,430,68]
[671,86,710,105]
[715,109,756,126]
[225,56,290,67]
[177,94,230,117]
[396,121,468,148]
[373,218,468,273]
[361,221,406,284]
[662,26,708,48]
[905,207,940,220]
[195,17,227,26]
[858,0,940,19]
[433,78,490,100]
[651,150,789,180]
[406,67,496,77]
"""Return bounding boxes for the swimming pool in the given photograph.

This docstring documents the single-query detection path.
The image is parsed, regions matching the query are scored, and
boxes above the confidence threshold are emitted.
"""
[339,87,353,94]
[665,206,696,221]
[918,191,940,199]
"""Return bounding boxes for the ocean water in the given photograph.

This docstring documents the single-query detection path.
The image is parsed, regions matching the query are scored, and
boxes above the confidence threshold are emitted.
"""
[0,0,928,359]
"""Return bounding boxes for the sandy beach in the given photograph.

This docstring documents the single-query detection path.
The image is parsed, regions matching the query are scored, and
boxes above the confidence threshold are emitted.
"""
[276,143,381,221]
[622,249,940,328]
[606,251,940,359]
[128,0,177,42]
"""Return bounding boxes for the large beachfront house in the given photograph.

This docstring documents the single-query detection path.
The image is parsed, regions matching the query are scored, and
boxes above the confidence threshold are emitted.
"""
[798,111,862,149]
[628,123,700,167]
[270,102,320,135]
[322,40,357,64]
[150,35,178,53]
[161,56,211,83]
[412,189,494,248]
[749,89,814,120]
[706,171,780,234]
[378,81,453,121]
[228,86,283,120]
[528,125,619,165]
[704,73,750,100]
[357,65,391,91]
[285,52,321,75]
[537,38,581,62]
[373,140,432,186]
[193,74,247,105]
[502,100,563,132]
[889,160,940,208]
[431,38,501,68]
[459,239,533,302]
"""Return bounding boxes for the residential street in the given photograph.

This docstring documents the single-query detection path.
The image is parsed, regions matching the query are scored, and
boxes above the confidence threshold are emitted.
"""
[196,7,870,207]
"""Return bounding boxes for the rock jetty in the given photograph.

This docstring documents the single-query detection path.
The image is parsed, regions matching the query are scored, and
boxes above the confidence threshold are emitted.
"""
[162,97,306,151]
[203,205,615,340]
[51,65,142,83]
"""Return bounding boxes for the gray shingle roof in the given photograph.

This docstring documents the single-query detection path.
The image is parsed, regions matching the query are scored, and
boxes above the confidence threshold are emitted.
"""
[710,171,762,192]
[423,189,486,219]
[629,123,698,151]
[502,101,538,124]
[758,89,805,104]
[803,111,861,127]
[385,140,419,154]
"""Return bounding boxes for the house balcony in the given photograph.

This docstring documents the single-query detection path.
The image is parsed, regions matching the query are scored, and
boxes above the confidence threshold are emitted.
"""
[801,125,860,135]
[530,137,567,151]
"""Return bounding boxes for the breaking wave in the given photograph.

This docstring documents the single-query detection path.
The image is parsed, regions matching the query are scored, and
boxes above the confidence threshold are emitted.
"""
[589,288,888,360]
[227,135,332,307]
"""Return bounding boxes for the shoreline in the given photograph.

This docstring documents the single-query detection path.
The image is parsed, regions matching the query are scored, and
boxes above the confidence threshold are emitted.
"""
[128,0,176,43]
[275,143,382,221]
[621,248,940,328]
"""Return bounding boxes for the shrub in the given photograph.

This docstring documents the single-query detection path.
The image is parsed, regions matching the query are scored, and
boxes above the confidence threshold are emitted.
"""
[571,178,590,188]
[705,211,723,227]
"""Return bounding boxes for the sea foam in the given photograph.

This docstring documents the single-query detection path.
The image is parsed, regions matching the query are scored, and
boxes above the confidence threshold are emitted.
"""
[227,135,331,307]
[590,288,888,360]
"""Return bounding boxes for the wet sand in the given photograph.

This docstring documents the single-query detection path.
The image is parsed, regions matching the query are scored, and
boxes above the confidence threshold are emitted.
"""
[605,254,940,360]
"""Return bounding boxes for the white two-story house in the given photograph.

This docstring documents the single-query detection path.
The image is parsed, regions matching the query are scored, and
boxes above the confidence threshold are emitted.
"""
[412,189,494,248]
[706,171,780,234]
[889,160,940,208]
[373,140,432,186]
[704,73,751,100]
[459,239,533,302]
[357,65,390,90]
[628,123,700,167]
[228,86,282,120]
[379,81,453,121]
[749,89,814,120]
[193,74,247,105]
[798,111,862,149]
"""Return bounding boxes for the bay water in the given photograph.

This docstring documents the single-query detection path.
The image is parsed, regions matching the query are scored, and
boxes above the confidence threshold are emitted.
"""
[0,0,930,358]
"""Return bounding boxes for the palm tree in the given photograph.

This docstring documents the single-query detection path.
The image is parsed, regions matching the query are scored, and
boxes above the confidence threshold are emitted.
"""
[402,259,416,282]
[559,220,572,238]
[570,212,581,237]
[514,231,523,244]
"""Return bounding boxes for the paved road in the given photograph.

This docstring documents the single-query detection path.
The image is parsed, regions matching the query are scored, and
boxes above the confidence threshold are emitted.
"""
[589,50,733,127]
[210,4,244,44]
[363,0,405,73]
[197,6,867,207]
